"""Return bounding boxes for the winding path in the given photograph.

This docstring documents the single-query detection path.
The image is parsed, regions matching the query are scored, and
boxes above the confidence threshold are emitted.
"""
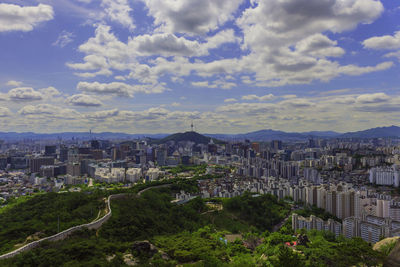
[0,184,171,260]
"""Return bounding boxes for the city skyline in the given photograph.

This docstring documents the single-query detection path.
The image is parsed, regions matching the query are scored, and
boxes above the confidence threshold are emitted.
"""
[1,0,400,134]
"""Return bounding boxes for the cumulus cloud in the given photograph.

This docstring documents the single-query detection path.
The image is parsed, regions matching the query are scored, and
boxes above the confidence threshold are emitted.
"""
[53,31,75,48]
[363,31,400,62]
[132,33,203,57]
[66,25,130,77]
[66,0,391,91]
[7,87,43,102]
[171,102,181,107]
[363,31,400,50]
[242,94,275,101]
[66,94,103,107]
[39,87,61,97]
[142,0,243,34]
[0,107,12,117]
[6,80,23,87]
[282,94,297,99]
[131,30,238,57]
[280,98,315,108]
[85,109,119,119]
[0,3,54,32]
[191,79,236,89]
[217,102,277,116]
[355,93,390,104]
[338,61,393,76]
[77,81,165,97]
[295,34,345,58]
[18,104,80,119]
[224,98,237,103]
[233,0,386,85]
[101,0,135,30]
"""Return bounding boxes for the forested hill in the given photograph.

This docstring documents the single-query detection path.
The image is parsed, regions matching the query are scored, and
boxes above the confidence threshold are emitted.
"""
[0,182,393,266]
[156,131,222,144]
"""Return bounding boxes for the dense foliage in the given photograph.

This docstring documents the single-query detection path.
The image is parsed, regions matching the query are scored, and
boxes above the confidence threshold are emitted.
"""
[224,192,290,231]
[295,204,341,222]
[100,189,207,241]
[164,164,207,175]
[0,192,104,254]
[0,229,128,267]
[0,182,388,266]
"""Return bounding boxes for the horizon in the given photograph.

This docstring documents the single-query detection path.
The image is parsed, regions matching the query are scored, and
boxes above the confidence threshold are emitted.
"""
[0,124,399,136]
[0,1,400,133]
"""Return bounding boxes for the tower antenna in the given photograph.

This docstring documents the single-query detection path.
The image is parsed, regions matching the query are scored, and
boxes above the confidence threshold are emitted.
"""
[191,120,194,132]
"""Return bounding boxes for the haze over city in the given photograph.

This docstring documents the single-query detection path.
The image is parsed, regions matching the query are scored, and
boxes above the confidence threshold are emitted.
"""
[0,0,399,134]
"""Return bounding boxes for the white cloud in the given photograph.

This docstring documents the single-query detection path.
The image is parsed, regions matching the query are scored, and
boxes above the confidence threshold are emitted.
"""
[363,31,400,62]
[338,61,393,76]
[66,0,391,91]
[171,102,181,107]
[224,98,237,103]
[282,94,297,99]
[0,107,12,117]
[232,0,386,86]
[295,34,345,58]
[6,80,23,87]
[18,104,80,119]
[77,81,165,97]
[7,87,43,102]
[53,31,75,48]
[279,98,315,108]
[131,29,238,57]
[39,87,61,97]
[101,0,135,30]
[66,25,131,77]
[0,4,54,32]
[363,31,400,50]
[142,0,244,34]
[191,78,236,90]
[132,33,204,57]
[191,81,214,88]
[66,94,103,107]
[217,102,277,115]
[385,51,400,61]
[242,94,275,101]
[85,109,119,119]
[355,93,390,104]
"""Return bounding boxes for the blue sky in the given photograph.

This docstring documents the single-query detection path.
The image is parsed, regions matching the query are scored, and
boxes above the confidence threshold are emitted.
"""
[0,0,399,134]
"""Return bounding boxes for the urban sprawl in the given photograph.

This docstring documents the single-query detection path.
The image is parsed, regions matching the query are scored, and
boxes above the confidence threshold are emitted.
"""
[1,135,400,244]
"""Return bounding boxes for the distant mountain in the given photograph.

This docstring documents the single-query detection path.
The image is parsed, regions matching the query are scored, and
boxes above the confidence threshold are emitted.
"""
[156,131,219,144]
[339,125,400,139]
[1,126,399,142]
[301,131,340,137]
[0,132,168,141]
[206,129,341,141]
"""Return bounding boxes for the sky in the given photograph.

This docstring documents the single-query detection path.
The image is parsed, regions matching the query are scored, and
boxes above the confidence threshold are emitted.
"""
[0,0,399,134]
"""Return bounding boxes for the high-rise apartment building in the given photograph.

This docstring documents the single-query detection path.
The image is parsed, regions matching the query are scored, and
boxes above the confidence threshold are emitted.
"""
[29,157,54,173]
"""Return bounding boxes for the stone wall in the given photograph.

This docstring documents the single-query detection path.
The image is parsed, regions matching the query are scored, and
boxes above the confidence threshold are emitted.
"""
[0,193,130,260]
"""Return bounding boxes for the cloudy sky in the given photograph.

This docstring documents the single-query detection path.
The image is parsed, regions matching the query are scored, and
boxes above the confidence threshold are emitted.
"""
[0,0,399,134]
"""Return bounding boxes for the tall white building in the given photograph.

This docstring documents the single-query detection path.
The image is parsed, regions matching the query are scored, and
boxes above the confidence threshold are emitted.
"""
[376,199,390,218]
[369,166,400,187]
[343,215,400,244]
[292,213,342,237]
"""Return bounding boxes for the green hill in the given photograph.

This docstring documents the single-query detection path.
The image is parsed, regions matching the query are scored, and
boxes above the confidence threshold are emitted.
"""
[157,131,219,144]
[0,182,387,266]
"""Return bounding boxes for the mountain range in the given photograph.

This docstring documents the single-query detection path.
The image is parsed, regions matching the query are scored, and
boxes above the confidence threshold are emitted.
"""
[1,125,400,141]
